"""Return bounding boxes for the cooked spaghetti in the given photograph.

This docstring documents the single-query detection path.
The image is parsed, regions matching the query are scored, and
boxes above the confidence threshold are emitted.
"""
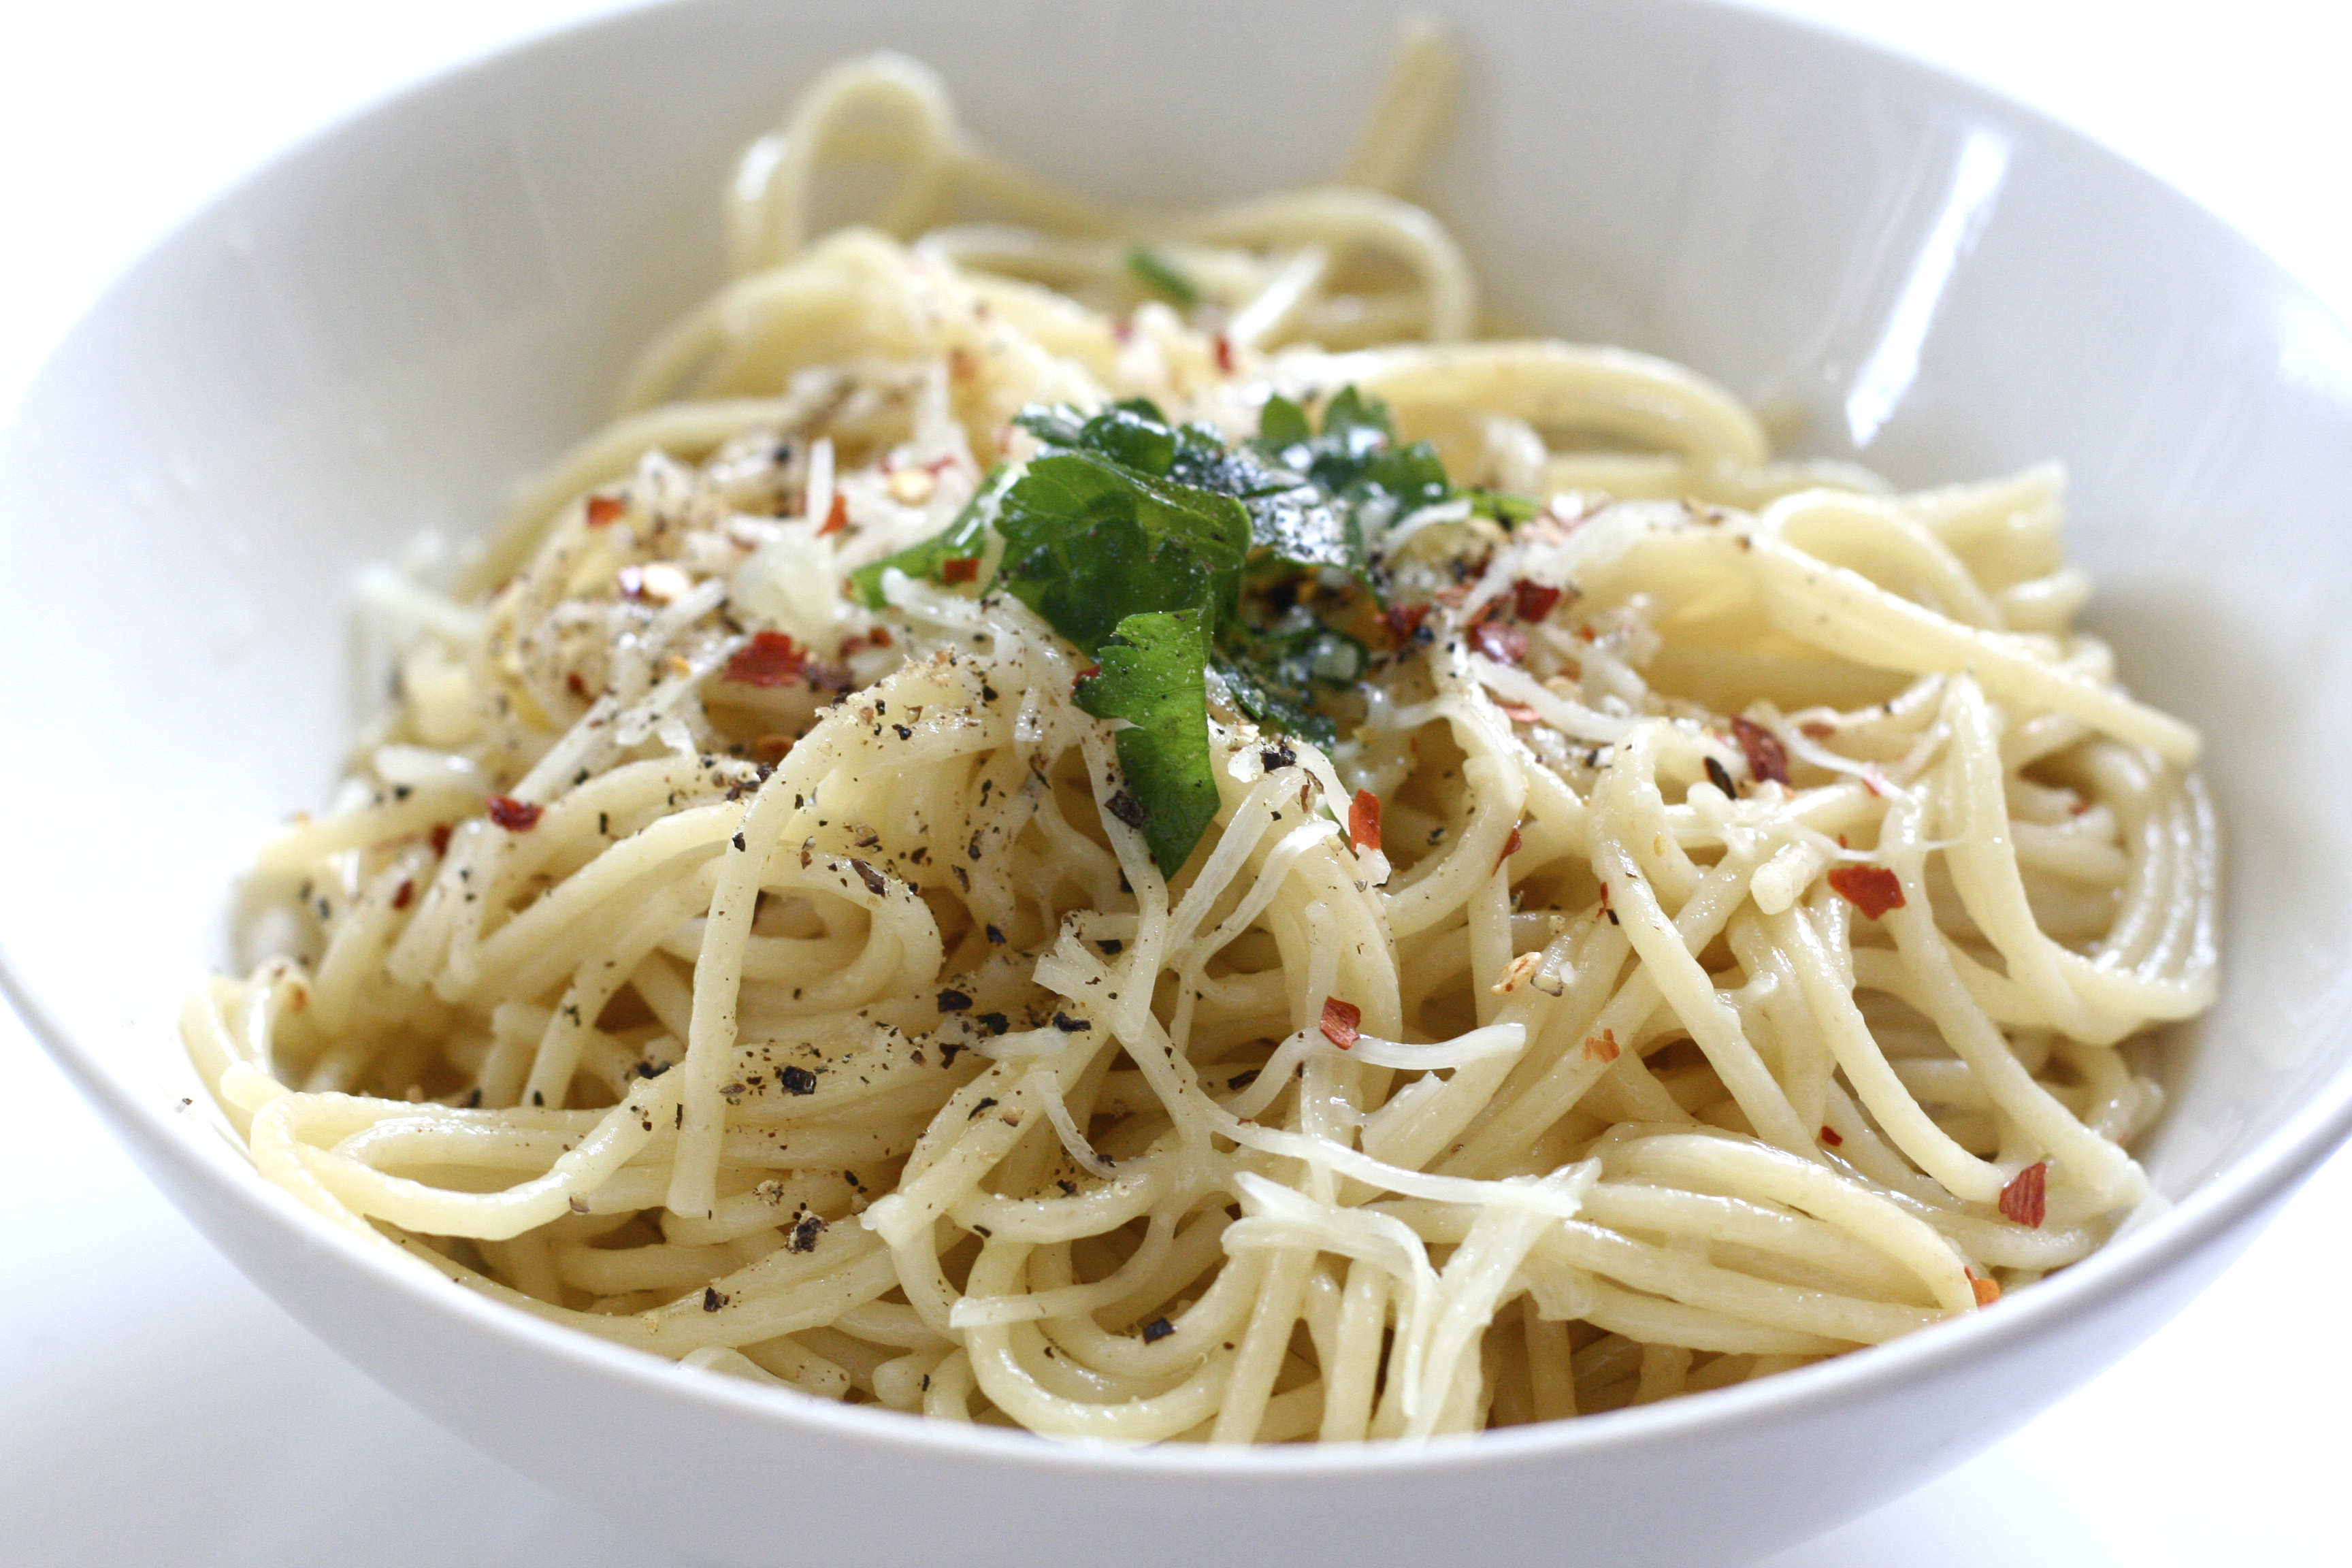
[186,34,2218,1443]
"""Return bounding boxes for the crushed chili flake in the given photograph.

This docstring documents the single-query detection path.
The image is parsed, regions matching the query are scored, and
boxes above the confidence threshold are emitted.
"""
[818,492,850,536]
[1799,719,1838,740]
[1968,1270,2002,1308]
[1213,333,1235,374]
[566,670,591,700]
[1819,1124,1844,1147]
[867,626,893,648]
[1320,997,1362,1049]
[1349,789,1383,853]
[940,555,982,585]
[1468,619,1528,665]
[1827,864,1904,919]
[584,494,626,527]
[723,631,807,687]
[485,796,542,831]
[1382,602,1430,643]
[1733,715,1791,785]
[1497,824,1522,870]
[1073,663,1100,691]
[1512,579,1563,622]
[1498,703,1543,725]
[1999,1161,2049,1228]
[391,880,414,911]
[1584,1029,1620,1064]
[429,822,453,856]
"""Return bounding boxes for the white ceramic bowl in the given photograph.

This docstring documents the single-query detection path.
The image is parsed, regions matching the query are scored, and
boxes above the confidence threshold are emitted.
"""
[7,1,2352,1563]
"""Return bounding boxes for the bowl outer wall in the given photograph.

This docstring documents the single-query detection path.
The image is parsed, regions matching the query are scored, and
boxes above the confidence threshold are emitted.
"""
[25,1008,2300,1568]
[5,0,2352,1562]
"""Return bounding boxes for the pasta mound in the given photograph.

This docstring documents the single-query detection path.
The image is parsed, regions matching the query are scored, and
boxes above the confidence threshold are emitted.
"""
[187,42,2217,1443]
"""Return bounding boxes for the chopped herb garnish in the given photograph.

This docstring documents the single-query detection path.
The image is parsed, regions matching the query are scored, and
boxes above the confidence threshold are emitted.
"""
[1075,610,1220,875]
[848,466,1013,609]
[858,390,1532,874]
[1124,244,1200,308]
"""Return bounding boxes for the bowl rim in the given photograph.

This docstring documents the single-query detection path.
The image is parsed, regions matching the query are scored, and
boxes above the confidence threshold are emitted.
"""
[6,0,2352,1478]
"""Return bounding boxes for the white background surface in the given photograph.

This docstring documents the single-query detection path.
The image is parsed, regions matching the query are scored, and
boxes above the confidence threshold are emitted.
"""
[4,3,2349,1564]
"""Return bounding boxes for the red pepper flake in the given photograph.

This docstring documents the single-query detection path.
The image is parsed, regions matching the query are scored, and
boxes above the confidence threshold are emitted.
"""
[1827,864,1904,919]
[723,631,807,687]
[429,823,453,856]
[1381,602,1429,643]
[391,880,414,911]
[1349,789,1383,853]
[1512,579,1563,622]
[1584,1029,1620,1064]
[1998,1161,2049,1228]
[940,556,981,585]
[1213,333,1235,374]
[1733,715,1791,786]
[866,626,892,648]
[1319,997,1362,1049]
[486,796,543,832]
[818,492,849,536]
[1497,824,1522,870]
[584,494,625,527]
[1498,703,1542,725]
[1469,620,1528,664]
[1073,663,1100,691]
[1968,1269,2002,1308]
[1819,1124,1843,1147]
[1111,316,1134,344]
[1800,719,1838,740]
[566,671,591,700]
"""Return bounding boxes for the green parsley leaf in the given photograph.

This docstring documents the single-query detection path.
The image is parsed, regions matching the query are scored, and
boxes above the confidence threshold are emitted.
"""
[1212,647,1339,749]
[1464,487,1541,525]
[847,466,1012,609]
[994,451,1248,651]
[1075,610,1219,875]
[1124,245,1200,310]
[1251,386,1447,531]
